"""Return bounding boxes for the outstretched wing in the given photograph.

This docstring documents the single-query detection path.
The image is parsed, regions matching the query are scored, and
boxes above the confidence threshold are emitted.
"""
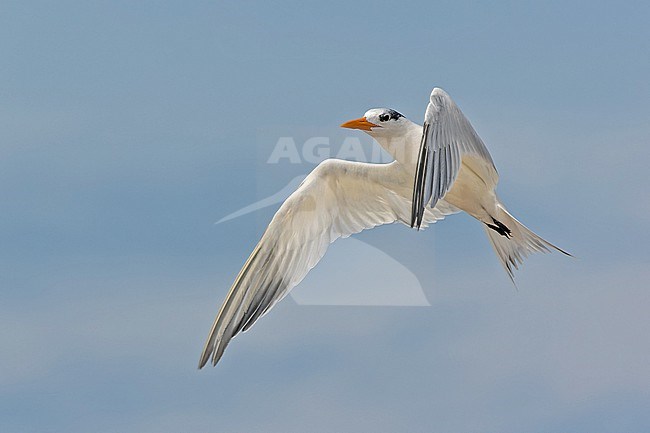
[411,88,498,228]
[200,159,457,367]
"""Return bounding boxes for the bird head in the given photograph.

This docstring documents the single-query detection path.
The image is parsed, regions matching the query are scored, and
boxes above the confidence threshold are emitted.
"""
[340,108,410,138]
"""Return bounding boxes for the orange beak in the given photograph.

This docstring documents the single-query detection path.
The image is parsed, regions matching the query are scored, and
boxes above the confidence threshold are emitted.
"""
[340,117,379,131]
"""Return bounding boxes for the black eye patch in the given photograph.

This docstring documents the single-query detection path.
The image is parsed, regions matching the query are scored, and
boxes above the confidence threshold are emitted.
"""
[379,114,389,122]
[386,109,403,120]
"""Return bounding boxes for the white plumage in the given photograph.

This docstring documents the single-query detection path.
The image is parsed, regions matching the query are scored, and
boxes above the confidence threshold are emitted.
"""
[199,87,569,368]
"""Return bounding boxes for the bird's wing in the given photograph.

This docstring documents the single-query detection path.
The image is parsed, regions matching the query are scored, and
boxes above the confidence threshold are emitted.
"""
[199,159,456,367]
[411,88,499,228]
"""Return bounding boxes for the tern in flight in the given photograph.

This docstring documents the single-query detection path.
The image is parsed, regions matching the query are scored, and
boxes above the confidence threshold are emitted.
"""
[199,87,569,368]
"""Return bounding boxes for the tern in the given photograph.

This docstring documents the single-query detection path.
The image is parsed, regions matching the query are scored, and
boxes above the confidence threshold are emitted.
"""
[199,87,569,368]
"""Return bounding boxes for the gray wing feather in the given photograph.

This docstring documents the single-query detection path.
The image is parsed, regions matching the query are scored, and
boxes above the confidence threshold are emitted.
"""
[411,88,497,228]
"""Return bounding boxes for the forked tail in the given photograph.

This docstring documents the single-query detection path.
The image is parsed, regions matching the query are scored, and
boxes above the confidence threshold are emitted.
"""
[483,202,571,282]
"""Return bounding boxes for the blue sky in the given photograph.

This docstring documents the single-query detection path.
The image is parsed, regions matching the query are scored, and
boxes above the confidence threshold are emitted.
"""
[2,1,650,432]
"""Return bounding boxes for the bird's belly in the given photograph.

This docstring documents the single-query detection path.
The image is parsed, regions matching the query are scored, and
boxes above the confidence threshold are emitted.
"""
[443,161,496,220]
